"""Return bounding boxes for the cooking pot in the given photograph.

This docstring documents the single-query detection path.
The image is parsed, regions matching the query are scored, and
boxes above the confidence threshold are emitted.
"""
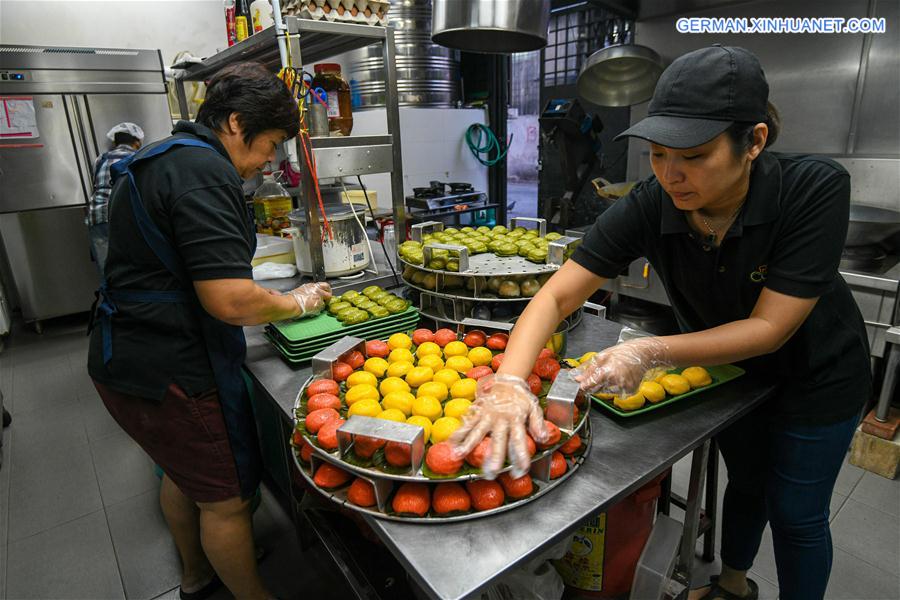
[431,0,550,54]
[845,204,900,247]
[282,205,371,277]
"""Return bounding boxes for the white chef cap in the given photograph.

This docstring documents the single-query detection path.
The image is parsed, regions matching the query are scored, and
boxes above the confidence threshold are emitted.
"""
[106,122,145,141]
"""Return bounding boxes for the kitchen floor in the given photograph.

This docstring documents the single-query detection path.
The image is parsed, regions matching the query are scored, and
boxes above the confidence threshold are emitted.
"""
[1,316,899,600]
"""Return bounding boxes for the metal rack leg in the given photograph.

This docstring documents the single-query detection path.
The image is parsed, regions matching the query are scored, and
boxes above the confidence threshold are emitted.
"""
[300,508,382,600]
[676,440,710,583]
[874,329,899,422]
[702,439,719,562]
[173,77,190,121]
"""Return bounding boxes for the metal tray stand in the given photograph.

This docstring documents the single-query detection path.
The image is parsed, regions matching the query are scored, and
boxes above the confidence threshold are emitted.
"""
[291,336,593,522]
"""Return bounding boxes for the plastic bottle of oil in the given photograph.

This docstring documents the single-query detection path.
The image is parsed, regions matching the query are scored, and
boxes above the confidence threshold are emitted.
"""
[253,169,292,235]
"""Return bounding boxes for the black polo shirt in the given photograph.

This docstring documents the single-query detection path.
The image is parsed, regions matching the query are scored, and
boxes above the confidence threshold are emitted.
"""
[88,121,254,401]
[573,151,871,424]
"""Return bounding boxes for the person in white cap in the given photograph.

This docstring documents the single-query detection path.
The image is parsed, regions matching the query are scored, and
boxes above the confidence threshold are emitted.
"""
[87,122,145,277]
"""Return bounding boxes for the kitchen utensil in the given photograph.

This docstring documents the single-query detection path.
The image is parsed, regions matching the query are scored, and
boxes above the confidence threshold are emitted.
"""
[577,44,665,107]
[431,0,550,54]
[591,177,637,204]
[284,203,371,277]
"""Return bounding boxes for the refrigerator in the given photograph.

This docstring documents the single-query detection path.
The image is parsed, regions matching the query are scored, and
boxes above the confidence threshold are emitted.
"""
[0,44,172,329]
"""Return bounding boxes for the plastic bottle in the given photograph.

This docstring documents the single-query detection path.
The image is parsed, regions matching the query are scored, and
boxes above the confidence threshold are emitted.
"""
[250,0,274,32]
[236,0,251,42]
[253,169,293,235]
[308,89,330,138]
[224,0,236,46]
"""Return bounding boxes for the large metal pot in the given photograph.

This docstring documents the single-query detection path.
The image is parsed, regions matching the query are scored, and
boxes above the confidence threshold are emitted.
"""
[845,204,900,247]
[283,205,371,277]
[348,0,461,108]
[431,0,550,54]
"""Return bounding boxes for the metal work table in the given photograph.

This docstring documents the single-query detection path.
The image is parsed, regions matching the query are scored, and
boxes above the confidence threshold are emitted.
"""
[244,314,776,599]
[255,242,402,296]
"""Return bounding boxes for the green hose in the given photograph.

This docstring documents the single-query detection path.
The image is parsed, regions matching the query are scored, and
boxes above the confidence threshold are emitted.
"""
[465,123,512,167]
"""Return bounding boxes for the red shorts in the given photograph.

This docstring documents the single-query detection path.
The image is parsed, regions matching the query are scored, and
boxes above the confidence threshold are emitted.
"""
[93,380,244,503]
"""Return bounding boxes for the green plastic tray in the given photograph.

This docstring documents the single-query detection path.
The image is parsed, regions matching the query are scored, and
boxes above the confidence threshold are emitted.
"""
[265,317,421,363]
[264,333,324,363]
[270,306,419,344]
[265,323,419,359]
[591,365,745,418]
[266,312,420,351]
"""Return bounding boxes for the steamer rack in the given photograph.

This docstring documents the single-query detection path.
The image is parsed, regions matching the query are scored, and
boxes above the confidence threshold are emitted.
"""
[399,219,583,326]
[291,331,593,522]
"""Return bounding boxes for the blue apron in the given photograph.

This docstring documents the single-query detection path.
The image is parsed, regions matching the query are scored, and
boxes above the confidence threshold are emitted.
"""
[93,137,261,499]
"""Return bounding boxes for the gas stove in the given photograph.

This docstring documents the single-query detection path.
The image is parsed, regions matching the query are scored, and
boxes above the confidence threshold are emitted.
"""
[406,181,486,211]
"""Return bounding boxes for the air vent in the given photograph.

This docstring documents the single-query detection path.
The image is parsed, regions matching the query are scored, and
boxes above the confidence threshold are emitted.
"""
[0,46,138,56]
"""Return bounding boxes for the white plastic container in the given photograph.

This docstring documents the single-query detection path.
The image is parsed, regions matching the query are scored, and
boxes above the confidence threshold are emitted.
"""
[252,234,295,267]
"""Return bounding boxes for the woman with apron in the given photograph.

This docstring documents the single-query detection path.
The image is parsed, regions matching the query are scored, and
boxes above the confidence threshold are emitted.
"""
[450,46,870,600]
[88,62,329,600]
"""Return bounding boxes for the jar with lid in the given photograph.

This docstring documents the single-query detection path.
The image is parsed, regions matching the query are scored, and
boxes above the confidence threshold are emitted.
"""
[312,63,353,136]
[253,169,292,235]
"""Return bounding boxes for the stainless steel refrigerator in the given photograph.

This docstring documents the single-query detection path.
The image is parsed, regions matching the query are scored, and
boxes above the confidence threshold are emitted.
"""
[0,44,172,330]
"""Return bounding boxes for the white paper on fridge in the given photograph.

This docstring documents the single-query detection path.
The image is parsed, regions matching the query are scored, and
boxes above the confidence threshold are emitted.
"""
[0,96,40,140]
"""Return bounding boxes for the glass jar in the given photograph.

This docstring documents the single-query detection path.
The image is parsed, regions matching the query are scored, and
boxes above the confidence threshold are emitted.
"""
[312,63,353,136]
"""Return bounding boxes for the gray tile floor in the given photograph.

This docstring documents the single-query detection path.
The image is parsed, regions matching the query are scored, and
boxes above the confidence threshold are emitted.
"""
[2,316,899,599]
[668,445,900,599]
[0,316,347,600]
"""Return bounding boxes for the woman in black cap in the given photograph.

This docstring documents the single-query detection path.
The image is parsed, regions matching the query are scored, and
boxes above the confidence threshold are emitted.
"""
[450,46,870,599]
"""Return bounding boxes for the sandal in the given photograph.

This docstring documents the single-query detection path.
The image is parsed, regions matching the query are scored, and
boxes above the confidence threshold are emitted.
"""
[696,575,759,600]
[178,575,223,600]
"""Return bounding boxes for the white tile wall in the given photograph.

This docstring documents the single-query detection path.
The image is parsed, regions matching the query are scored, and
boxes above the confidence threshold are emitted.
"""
[351,107,490,212]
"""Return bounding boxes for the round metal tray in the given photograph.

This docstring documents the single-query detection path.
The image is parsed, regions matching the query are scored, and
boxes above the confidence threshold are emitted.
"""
[294,375,591,483]
[293,418,592,523]
[415,299,583,332]
[402,277,536,303]
[399,253,559,278]
[416,307,512,327]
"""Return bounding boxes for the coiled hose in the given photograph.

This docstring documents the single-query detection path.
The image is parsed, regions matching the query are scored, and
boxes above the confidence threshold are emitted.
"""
[465,123,513,167]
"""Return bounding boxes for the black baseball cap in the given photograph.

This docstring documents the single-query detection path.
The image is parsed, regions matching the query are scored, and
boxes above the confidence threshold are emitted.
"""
[615,45,769,149]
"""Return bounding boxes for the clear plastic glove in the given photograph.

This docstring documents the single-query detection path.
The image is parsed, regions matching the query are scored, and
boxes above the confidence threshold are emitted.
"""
[571,336,672,397]
[286,282,332,318]
[448,373,549,480]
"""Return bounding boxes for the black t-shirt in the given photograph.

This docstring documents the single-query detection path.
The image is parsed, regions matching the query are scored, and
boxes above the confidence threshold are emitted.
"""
[572,151,871,424]
[88,121,255,401]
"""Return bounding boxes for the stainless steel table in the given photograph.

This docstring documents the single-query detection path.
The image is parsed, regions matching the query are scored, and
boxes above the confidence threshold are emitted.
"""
[244,315,776,599]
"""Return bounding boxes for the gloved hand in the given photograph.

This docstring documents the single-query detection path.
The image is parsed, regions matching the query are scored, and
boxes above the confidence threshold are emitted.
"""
[449,373,549,480]
[571,336,672,397]
[286,282,332,318]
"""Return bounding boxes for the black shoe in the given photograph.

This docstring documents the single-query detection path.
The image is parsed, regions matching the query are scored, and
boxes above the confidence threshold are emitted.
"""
[179,575,223,600]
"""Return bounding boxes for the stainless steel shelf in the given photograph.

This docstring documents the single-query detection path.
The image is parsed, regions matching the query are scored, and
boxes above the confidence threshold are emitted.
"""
[171,13,405,281]
[178,17,387,81]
